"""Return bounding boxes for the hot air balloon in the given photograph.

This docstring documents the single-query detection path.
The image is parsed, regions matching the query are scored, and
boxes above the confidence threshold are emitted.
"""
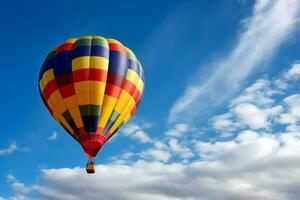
[38,36,144,173]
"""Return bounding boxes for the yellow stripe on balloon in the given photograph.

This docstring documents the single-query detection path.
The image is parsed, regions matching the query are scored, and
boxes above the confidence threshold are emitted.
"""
[39,79,45,92]
[50,90,68,114]
[114,91,132,114]
[126,69,139,84]
[93,35,106,40]
[64,38,77,43]
[79,36,92,40]
[113,69,139,114]
[39,79,63,123]
[98,95,118,128]
[63,95,83,127]
[72,56,91,71]
[136,79,144,94]
[74,81,89,95]
[59,116,75,135]
[72,56,109,71]
[69,106,84,128]
[90,56,109,70]
[123,113,131,124]
[64,95,78,109]
[89,81,106,105]
[76,93,90,105]
[42,69,55,85]
[107,98,136,135]
[107,38,123,45]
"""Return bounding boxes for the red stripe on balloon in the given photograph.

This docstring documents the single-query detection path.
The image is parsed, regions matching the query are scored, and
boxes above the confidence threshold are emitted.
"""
[89,68,107,82]
[56,43,73,54]
[43,79,57,100]
[106,72,124,87]
[132,89,140,102]
[105,83,121,98]
[122,79,137,96]
[109,43,127,55]
[59,84,75,98]
[73,69,90,82]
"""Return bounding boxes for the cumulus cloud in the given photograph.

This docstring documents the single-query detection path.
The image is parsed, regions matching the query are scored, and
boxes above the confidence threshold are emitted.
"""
[139,149,171,162]
[211,66,300,133]
[233,103,283,129]
[6,62,300,200]
[8,129,300,200]
[168,138,194,159]
[283,62,300,80]
[120,122,153,144]
[277,94,300,132]
[169,0,300,123]
[0,142,28,156]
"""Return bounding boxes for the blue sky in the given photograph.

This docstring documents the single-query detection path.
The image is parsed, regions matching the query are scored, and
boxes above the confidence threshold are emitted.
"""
[1,0,300,199]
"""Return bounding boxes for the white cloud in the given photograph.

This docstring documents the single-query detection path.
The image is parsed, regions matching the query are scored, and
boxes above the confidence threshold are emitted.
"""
[233,103,282,129]
[211,69,294,132]
[2,174,39,200]
[6,175,39,194]
[10,130,300,200]
[276,94,300,131]
[283,62,300,80]
[211,113,240,136]
[0,195,33,200]
[230,79,278,107]
[165,123,197,138]
[195,131,281,163]
[283,94,300,118]
[169,0,300,123]
[234,103,268,129]
[7,62,300,200]
[139,149,171,162]
[254,0,272,12]
[168,138,194,159]
[47,132,57,141]
[121,123,152,143]
[0,143,28,156]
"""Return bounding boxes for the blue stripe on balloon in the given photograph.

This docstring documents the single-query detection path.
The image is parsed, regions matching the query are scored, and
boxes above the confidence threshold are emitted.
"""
[128,59,140,75]
[103,120,114,135]
[72,46,109,59]
[39,58,54,80]
[82,116,99,133]
[53,51,73,77]
[108,51,128,77]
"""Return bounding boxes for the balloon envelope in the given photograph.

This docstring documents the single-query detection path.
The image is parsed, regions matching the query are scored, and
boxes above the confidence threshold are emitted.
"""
[39,36,144,158]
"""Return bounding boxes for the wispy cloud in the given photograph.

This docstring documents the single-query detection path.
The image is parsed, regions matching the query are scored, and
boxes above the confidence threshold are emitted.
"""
[47,132,57,141]
[0,142,28,156]
[7,174,39,194]
[169,0,300,123]
[165,123,198,138]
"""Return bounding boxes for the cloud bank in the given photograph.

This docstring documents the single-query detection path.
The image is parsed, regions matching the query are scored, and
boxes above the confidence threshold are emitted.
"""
[169,0,300,123]
[4,61,300,200]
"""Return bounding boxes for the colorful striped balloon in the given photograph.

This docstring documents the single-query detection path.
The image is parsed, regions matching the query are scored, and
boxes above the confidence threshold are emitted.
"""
[39,36,144,159]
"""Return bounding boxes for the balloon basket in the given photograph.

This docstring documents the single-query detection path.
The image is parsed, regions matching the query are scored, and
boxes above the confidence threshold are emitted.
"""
[86,159,96,174]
